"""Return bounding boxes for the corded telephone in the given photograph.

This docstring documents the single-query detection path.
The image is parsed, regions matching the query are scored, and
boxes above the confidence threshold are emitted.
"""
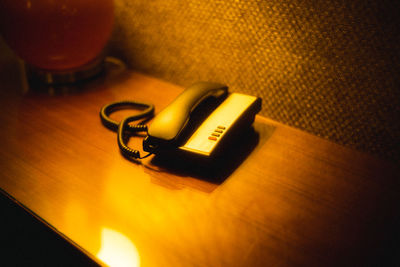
[100,82,262,162]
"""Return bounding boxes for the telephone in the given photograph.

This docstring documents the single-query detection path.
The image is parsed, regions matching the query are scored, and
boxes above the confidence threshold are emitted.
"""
[100,82,262,161]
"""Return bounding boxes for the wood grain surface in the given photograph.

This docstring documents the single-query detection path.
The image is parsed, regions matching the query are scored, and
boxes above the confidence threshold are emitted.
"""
[0,58,399,266]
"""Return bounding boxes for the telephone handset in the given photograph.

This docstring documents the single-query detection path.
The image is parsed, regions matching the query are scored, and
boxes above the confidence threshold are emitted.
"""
[143,82,228,153]
[100,82,261,161]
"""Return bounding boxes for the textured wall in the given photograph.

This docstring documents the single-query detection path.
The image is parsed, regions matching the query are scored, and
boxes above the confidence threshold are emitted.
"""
[108,0,400,162]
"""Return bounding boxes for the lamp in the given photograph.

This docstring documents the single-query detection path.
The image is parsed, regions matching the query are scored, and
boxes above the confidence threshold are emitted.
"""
[0,0,114,85]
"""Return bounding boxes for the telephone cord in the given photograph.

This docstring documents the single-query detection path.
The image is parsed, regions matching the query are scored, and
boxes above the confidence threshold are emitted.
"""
[99,100,155,159]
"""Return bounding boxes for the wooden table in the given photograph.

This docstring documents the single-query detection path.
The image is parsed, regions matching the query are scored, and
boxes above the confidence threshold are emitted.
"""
[0,58,399,266]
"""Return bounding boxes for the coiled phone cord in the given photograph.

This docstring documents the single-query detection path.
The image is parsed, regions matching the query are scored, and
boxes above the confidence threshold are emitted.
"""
[99,100,155,159]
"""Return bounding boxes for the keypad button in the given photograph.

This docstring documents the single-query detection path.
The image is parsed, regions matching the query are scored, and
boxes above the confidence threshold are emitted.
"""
[217,126,226,130]
[211,133,220,137]
[208,136,217,141]
[214,129,223,133]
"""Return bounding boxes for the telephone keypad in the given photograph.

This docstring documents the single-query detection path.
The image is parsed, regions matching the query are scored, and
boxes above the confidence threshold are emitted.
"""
[208,126,226,141]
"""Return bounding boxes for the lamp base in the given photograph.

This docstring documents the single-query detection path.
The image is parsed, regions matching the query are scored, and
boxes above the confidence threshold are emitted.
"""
[26,56,104,86]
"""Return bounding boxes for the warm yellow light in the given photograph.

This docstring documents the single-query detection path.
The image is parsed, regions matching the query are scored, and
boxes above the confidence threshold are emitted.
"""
[97,228,140,267]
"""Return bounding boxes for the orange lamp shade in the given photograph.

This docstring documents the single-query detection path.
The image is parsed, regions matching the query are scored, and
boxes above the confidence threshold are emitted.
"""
[0,0,114,71]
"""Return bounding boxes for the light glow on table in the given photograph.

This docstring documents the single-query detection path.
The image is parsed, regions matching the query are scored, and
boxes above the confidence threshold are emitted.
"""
[97,227,140,267]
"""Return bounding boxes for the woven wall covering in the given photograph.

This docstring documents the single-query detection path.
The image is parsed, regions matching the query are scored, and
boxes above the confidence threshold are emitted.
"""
[108,0,400,162]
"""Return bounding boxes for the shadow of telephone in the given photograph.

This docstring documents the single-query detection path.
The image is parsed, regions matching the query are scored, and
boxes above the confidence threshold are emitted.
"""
[100,82,262,167]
